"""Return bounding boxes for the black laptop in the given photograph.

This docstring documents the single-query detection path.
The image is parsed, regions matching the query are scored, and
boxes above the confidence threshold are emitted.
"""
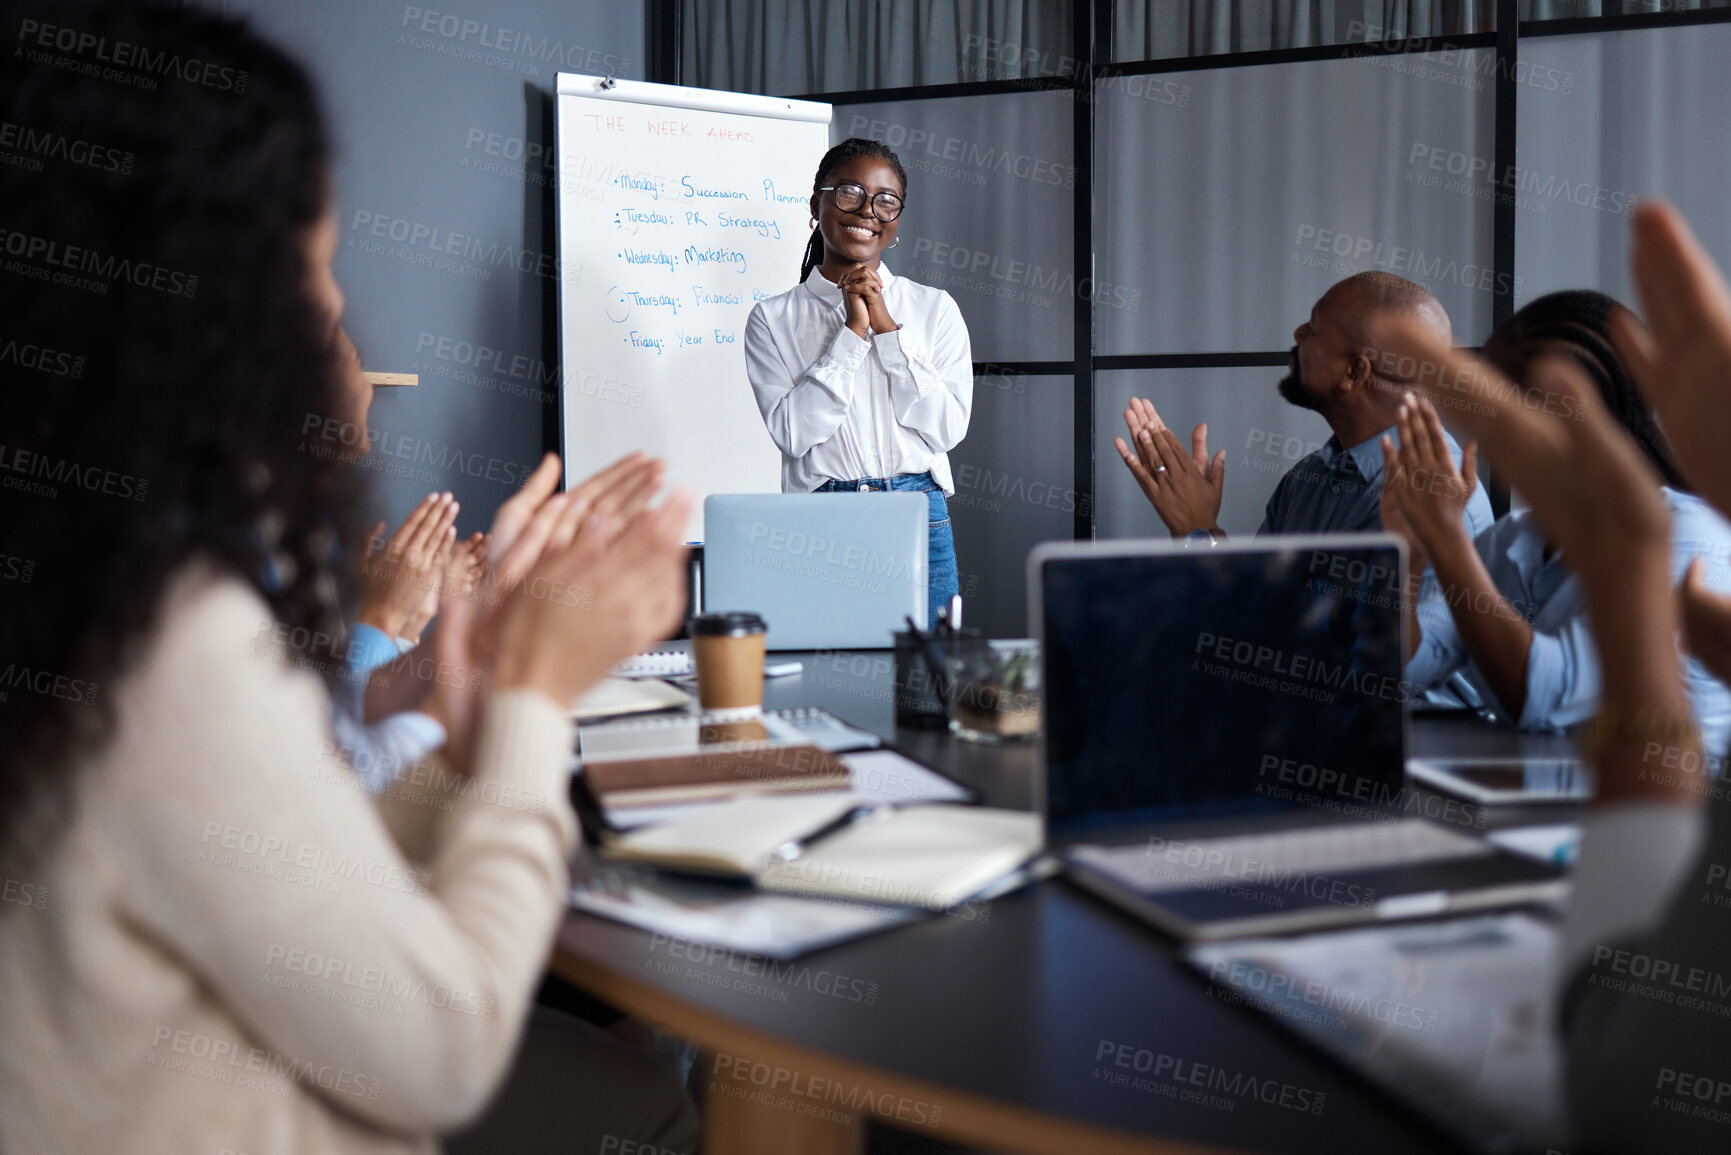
[1027,536,1567,941]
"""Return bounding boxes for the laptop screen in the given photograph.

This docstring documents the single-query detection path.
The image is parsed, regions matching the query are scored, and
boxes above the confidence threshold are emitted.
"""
[1037,539,1408,835]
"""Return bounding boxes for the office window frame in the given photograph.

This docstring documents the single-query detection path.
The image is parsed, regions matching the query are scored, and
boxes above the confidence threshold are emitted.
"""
[648,0,1731,537]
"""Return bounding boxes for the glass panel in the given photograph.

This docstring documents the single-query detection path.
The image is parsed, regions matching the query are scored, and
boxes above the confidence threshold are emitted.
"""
[682,0,1075,96]
[1097,52,1496,355]
[1113,1,1494,63]
[949,373,1075,638]
[1515,24,1731,309]
[1520,1,1731,18]
[835,91,1075,362]
[1095,367,1336,540]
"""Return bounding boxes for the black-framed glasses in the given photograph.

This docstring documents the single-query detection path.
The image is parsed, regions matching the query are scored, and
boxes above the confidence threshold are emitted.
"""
[819,182,905,222]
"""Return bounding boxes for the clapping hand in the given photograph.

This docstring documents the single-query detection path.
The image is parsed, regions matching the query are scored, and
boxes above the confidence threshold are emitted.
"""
[427,452,677,771]
[1612,203,1731,514]
[400,531,485,645]
[484,452,665,594]
[1112,397,1226,538]
[1379,395,1480,567]
[492,490,694,709]
[357,492,459,640]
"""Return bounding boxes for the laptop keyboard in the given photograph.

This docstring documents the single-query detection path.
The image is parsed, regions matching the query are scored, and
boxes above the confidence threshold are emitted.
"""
[1077,819,1493,894]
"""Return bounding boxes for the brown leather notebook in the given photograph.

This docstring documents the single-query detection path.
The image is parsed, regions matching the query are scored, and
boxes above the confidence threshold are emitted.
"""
[582,744,852,808]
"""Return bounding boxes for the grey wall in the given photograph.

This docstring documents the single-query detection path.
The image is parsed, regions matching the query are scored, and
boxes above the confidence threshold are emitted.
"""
[220,0,643,532]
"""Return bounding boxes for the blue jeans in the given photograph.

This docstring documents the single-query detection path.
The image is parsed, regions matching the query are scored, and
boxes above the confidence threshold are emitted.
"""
[814,471,959,629]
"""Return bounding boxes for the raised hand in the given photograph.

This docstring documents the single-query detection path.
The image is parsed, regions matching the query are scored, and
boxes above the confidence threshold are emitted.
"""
[493,490,695,709]
[1612,202,1731,514]
[1119,396,1162,448]
[482,452,660,595]
[447,532,486,598]
[1379,393,1531,693]
[421,493,574,764]
[485,453,561,567]
[1380,396,1479,558]
[1112,397,1225,538]
[426,453,680,768]
[357,492,459,639]
[401,531,486,644]
[543,454,666,556]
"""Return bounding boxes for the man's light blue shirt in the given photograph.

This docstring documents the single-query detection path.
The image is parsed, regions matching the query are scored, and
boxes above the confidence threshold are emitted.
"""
[1405,488,1731,753]
[1257,424,1495,541]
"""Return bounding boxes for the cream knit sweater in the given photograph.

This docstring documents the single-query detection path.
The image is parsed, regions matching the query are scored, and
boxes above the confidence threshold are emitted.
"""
[0,563,579,1154]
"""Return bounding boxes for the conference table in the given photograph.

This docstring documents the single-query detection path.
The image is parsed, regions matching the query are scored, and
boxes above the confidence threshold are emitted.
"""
[551,648,1577,1155]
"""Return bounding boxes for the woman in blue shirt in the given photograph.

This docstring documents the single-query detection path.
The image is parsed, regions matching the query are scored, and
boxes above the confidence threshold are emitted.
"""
[1383,290,1731,752]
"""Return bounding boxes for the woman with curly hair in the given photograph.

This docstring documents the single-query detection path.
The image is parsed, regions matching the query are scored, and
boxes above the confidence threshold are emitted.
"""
[0,2,697,1151]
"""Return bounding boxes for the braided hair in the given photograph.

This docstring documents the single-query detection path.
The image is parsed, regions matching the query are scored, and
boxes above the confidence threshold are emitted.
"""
[799,137,909,283]
[1483,290,1689,491]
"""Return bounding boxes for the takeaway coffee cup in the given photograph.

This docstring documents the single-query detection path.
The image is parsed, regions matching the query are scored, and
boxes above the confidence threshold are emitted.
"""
[691,612,768,712]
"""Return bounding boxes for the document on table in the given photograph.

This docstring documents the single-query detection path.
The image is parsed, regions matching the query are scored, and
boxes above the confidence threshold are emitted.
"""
[571,851,1053,960]
[1188,913,1567,1154]
[570,866,925,960]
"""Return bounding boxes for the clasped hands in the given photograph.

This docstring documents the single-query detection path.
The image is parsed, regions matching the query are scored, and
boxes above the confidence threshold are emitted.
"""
[837,263,898,339]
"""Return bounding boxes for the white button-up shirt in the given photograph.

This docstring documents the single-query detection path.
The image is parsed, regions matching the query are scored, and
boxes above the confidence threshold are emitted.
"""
[743,262,973,495]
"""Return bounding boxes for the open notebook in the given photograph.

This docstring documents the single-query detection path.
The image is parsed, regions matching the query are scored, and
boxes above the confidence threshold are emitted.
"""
[571,676,691,721]
[602,794,1043,912]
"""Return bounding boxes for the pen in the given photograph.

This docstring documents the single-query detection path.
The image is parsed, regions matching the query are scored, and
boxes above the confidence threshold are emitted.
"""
[907,614,951,701]
[768,805,882,863]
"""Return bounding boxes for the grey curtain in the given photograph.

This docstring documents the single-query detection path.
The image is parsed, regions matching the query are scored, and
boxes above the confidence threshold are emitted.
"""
[682,2,1731,90]
[681,0,1075,94]
[1113,2,1494,60]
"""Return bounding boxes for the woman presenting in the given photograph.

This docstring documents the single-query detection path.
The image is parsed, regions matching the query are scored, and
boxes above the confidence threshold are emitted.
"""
[744,137,973,627]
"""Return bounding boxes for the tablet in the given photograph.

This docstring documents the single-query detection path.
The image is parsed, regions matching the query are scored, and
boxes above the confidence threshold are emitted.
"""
[1406,757,1593,805]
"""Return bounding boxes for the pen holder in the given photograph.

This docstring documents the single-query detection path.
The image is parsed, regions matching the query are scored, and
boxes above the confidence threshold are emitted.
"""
[892,627,978,728]
[947,638,1041,744]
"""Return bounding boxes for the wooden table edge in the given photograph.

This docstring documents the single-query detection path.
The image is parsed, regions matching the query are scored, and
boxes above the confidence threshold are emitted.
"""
[550,939,1254,1155]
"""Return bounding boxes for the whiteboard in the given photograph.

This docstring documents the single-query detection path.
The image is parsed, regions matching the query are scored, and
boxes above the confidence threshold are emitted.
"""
[554,73,832,540]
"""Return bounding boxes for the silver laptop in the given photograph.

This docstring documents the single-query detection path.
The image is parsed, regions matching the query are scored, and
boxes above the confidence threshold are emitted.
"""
[1027,536,1567,941]
[703,493,927,650]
